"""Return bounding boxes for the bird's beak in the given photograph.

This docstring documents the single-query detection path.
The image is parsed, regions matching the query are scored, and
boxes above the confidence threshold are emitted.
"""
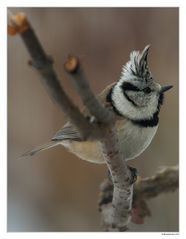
[160,85,173,93]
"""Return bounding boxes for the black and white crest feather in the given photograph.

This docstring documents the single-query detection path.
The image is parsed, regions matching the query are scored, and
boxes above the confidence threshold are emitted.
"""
[122,45,152,82]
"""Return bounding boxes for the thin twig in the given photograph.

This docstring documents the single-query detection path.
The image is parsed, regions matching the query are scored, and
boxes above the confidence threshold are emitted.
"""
[64,56,115,125]
[134,165,178,198]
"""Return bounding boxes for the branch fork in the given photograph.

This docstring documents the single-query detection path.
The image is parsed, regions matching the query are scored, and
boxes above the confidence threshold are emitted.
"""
[8,12,134,230]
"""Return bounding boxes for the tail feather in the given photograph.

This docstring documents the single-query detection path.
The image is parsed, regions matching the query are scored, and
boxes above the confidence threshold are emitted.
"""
[21,141,59,158]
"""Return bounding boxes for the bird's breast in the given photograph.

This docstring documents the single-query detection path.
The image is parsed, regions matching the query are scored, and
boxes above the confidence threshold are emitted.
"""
[118,121,158,160]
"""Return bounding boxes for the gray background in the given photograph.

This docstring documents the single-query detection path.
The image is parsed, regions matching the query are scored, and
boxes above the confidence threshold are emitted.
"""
[8,8,178,232]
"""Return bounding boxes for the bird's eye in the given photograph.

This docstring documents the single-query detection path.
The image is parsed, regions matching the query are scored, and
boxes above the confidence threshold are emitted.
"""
[143,87,151,94]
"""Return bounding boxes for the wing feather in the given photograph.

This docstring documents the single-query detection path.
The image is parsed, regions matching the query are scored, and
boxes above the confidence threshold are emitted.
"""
[52,122,82,141]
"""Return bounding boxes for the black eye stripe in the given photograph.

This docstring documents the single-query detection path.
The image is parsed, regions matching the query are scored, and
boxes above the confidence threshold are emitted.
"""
[121,82,140,92]
[121,82,153,94]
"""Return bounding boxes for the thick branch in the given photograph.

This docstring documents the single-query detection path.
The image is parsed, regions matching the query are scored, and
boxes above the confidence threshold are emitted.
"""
[63,33,134,232]
[9,12,134,231]
[64,60,134,230]
[99,129,133,231]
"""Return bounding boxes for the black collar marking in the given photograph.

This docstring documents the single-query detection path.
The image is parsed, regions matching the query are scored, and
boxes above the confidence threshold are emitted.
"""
[131,111,159,127]
[131,93,164,127]
[106,86,164,128]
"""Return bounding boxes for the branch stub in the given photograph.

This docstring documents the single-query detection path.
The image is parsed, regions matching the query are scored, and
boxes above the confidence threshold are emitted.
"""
[8,12,29,35]
[64,55,79,74]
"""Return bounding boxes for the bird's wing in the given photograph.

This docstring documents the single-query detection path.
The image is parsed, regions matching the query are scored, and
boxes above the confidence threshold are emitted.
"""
[52,82,125,142]
[52,122,82,141]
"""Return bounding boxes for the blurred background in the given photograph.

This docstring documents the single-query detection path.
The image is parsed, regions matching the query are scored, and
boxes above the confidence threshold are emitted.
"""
[8,8,178,232]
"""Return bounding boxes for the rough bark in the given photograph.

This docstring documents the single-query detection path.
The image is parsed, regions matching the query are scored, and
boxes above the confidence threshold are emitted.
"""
[99,166,178,227]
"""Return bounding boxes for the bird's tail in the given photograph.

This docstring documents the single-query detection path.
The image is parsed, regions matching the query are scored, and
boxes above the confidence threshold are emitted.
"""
[21,141,59,158]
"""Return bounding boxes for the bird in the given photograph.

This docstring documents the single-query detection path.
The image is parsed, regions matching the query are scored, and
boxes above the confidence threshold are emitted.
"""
[22,45,173,164]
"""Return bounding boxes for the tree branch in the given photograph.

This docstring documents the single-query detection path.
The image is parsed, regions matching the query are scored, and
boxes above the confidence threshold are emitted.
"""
[99,129,134,231]
[64,56,135,230]
[8,12,142,231]
[134,165,178,198]
[8,12,96,141]
[64,56,115,125]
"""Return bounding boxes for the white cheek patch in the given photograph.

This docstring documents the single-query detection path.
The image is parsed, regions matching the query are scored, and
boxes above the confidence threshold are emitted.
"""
[112,83,159,121]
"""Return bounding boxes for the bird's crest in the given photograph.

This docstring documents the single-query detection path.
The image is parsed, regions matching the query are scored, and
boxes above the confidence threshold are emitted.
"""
[122,45,152,82]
